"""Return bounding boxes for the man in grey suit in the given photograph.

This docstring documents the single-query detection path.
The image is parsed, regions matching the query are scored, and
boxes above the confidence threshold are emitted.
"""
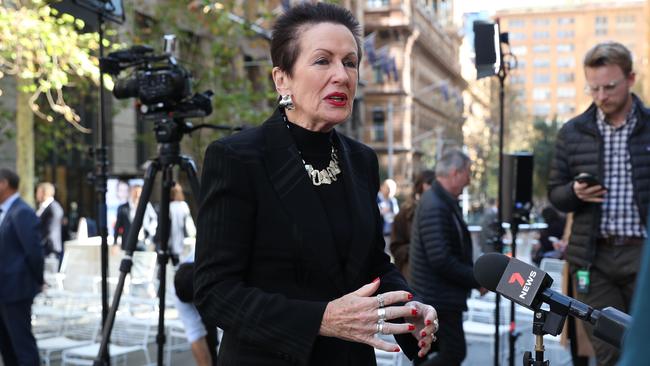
[0,168,43,366]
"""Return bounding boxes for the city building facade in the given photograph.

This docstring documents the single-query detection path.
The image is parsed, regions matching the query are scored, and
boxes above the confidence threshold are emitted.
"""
[361,0,467,188]
[497,1,647,123]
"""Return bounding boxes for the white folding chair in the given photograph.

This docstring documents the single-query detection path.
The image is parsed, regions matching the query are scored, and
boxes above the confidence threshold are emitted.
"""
[37,316,100,366]
[62,317,153,366]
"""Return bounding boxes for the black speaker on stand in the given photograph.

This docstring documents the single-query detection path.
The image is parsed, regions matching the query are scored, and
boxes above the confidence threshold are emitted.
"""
[473,19,510,366]
[501,152,534,366]
[501,153,534,226]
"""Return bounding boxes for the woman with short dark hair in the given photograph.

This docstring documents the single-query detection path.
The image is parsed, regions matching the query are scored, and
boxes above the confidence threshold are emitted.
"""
[194,3,437,365]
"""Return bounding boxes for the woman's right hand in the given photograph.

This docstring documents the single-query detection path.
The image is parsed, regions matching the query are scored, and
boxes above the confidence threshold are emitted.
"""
[319,278,417,352]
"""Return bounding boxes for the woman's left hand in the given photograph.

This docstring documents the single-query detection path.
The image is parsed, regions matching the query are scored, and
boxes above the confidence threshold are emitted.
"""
[403,301,438,358]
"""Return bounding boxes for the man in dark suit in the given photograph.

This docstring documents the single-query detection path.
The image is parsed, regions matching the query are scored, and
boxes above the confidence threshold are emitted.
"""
[410,150,486,366]
[113,183,157,251]
[36,182,64,265]
[0,168,44,366]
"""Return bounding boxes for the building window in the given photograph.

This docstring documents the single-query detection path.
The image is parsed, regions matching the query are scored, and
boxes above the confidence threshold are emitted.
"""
[516,60,526,69]
[533,104,551,116]
[508,19,525,28]
[533,18,550,26]
[372,109,385,142]
[509,32,526,41]
[367,0,389,8]
[533,73,550,84]
[557,103,575,115]
[556,44,574,52]
[510,75,526,84]
[533,31,549,40]
[595,16,608,36]
[533,59,550,68]
[616,15,636,31]
[511,46,527,56]
[373,65,384,84]
[533,45,550,53]
[558,17,575,25]
[558,87,576,98]
[557,30,574,39]
[557,73,575,83]
[533,88,551,101]
[557,57,575,68]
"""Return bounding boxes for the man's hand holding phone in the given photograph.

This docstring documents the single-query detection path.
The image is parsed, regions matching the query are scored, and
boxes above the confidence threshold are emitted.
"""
[573,173,607,203]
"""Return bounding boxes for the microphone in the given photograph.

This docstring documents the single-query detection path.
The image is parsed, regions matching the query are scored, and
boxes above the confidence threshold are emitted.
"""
[474,253,631,348]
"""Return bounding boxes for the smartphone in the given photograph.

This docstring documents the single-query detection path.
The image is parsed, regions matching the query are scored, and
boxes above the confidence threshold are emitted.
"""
[574,173,606,189]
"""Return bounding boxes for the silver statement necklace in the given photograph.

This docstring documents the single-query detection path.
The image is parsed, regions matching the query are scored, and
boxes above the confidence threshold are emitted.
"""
[303,147,342,186]
[283,113,342,186]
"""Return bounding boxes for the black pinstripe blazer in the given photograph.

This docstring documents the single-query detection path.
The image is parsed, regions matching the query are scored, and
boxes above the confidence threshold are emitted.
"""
[194,109,417,365]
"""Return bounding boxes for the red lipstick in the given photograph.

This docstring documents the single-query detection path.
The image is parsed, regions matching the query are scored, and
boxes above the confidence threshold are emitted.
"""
[324,92,348,107]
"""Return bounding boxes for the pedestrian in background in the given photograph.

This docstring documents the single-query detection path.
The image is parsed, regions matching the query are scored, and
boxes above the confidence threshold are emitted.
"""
[0,168,44,366]
[410,150,486,366]
[390,169,434,281]
[36,182,64,267]
[549,41,650,366]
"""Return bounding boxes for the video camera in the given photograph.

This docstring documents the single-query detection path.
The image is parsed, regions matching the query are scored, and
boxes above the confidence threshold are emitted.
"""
[100,35,213,121]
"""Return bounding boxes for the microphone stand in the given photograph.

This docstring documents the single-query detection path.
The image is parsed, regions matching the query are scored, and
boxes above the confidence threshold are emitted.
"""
[523,310,552,366]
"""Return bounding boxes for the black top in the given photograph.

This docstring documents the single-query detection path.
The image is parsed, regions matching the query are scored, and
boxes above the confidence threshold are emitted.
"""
[286,120,352,265]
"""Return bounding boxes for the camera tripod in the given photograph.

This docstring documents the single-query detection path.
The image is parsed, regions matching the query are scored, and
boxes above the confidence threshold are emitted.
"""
[94,115,240,366]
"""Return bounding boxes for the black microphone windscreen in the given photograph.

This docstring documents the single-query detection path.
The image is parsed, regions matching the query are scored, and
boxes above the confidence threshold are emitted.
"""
[474,253,510,291]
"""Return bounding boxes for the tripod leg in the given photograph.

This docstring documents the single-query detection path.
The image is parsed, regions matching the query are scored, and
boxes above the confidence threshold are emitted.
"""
[156,165,174,366]
[180,156,201,205]
[93,160,160,366]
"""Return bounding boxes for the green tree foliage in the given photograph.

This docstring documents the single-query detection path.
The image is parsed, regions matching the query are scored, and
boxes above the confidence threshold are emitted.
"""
[128,0,275,166]
[0,0,110,129]
[531,117,561,201]
[0,0,108,204]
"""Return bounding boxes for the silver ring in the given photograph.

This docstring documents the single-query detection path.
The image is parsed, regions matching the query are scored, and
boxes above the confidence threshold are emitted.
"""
[433,319,439,332]
[376,294,385,308]
[377,307,386,321]
[376,320,385,334]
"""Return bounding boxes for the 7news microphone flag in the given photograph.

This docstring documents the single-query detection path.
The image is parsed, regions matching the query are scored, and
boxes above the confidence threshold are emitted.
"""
[474,253,631,349]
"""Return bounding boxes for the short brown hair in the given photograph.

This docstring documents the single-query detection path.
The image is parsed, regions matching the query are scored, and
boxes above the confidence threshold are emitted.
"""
[583,41,633,75]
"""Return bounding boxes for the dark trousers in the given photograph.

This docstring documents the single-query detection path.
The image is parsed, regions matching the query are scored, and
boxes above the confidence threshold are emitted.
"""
[0,299,39,366]
[413,310,466,366]
[572,242,643,366]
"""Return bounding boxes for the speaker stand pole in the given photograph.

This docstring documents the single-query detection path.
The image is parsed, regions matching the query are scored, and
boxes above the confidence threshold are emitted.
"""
[495,18,507,366]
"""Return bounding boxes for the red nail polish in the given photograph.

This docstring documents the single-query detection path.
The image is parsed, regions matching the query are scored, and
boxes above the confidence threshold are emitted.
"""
[421,331,427,337]
[420,341,425,347]
[407,293,414,300]
[372,277,380,283]
[394,347,401,352]
[426,320,432,326]
[408,325,415,331]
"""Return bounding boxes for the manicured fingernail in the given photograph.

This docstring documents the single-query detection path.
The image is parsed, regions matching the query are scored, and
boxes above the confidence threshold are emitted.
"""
[407,293,414,300]
[372,277,380,283]
[421,331,427,337]
[426,320,432,326]
[393,347,401,352]
[411,308,418,316]
[408,324,416,331]
[419,341,425,347]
